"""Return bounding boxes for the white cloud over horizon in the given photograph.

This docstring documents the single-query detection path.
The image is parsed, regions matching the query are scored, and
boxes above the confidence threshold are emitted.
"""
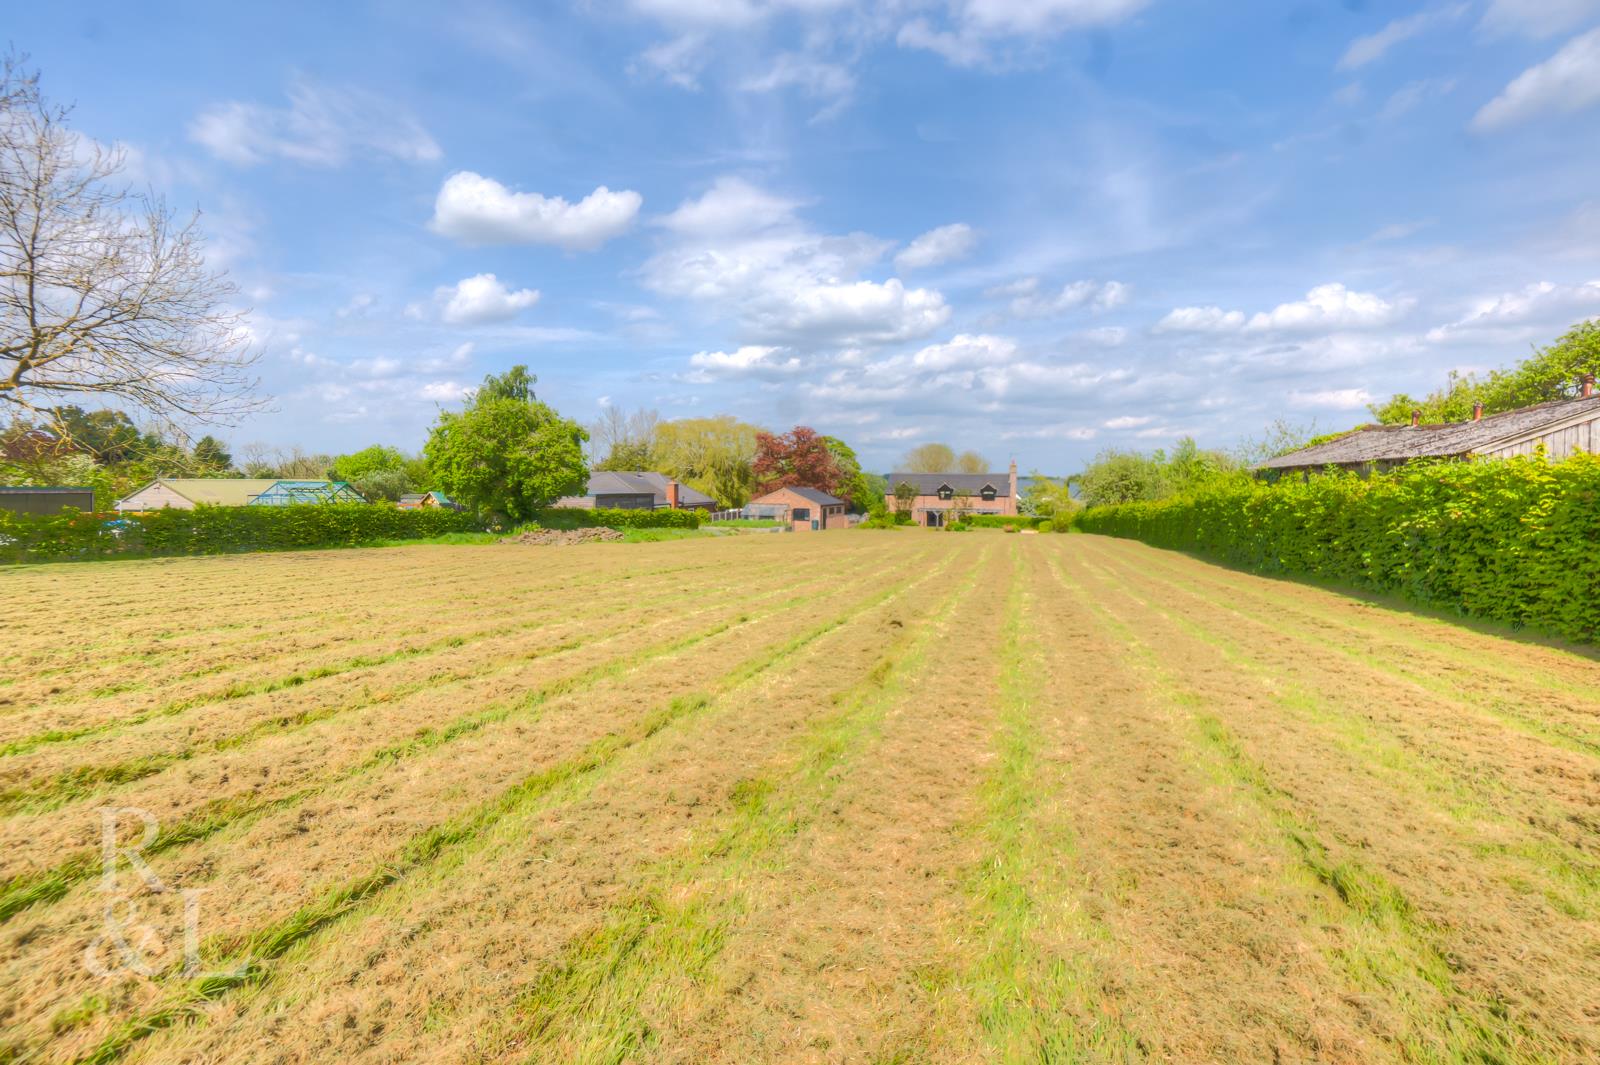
[430,172,643,249]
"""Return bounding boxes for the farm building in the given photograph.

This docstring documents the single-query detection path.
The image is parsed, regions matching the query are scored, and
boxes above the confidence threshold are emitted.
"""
[746,486,848,531]
[115,478,367,511]
[552,471,715,511]
[1258,386,1600,477]
[887,462,1019,527]
[397,491,463,511]
[0,486,95,515]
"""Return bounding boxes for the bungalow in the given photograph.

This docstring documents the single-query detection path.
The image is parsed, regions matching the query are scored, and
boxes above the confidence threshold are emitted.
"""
[746,486,848,531]
[115,478,366,511]
[552,471,715,511]
[887,462,1019,527]
[1258,380,1600,478]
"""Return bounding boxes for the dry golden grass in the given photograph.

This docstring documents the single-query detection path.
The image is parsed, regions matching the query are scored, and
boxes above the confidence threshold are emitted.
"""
[3,532,1599,1064]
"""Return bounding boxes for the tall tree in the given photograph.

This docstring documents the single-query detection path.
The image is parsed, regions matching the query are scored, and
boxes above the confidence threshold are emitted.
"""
[475,365,538,405]
[191,435,232,472]
[589,405,659,470]
[955,449,990,474]
[651,415,761,507]
[820,435,877,511]
[900,442,956,473]
[424,393,588,523]
[0,58,259,439]
[752,426,844,496]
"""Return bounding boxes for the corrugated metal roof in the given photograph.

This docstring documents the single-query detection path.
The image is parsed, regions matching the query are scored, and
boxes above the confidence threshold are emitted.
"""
[888,472,1012,496]
[1258,394,1600,470]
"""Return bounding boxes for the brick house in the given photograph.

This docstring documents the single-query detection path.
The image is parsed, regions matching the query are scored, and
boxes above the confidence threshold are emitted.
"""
[746,486,848,531]
[887,462,1018,527]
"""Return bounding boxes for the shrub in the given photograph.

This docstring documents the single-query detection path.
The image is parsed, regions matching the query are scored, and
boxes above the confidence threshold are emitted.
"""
[0,503,481,564]
[530,506,701,530]
[966,514,1045,529]
[1073,453,1600,642]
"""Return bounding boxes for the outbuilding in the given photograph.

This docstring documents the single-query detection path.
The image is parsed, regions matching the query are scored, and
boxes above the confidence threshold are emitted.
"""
[746,486,848,532]
[0,486,95,515]
[115,478,366,511]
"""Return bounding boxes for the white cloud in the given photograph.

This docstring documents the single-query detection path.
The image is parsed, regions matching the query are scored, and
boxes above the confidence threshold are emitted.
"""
[436,274,542,325]
[633,33,709,88]
[190,79,441,167]
[1157,284,1405,334]
[1473,28,1600,132]
[1288,388,1375,410]
[629,0,846,26]
[910,333,1018,370]
[995,277,1131,317]
[895,223,978,271]
[644,177,949,346]
[686,345,803,379]
[1481,0,1600,38]
[1001,424,1097,440]
[1104,415,1153,429]
[1079,326,1128,346]
[1427,279,1600,339]
[656,176,803,237]
[738,53,856,104]
[430,171,642,250]
[1339,6,1466,70]
[1154,305,1247,333]
[419,380,474,403]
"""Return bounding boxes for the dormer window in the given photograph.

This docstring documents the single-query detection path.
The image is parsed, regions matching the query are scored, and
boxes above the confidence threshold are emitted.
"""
[980,484,997,501]
[936,484,953,500]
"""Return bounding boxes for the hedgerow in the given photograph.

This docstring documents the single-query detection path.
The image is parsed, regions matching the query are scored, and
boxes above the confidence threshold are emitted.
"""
[0,504,481,564]
[531,506,701,530]
[1073,452,1600,642]
[966,514,1047,529]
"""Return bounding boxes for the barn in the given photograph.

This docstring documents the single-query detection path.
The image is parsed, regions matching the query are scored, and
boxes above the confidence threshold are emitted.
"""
[1258,388,1600,478]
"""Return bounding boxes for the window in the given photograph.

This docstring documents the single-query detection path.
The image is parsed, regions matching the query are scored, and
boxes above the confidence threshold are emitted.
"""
[936,484,953,500]
[980,484,996,501]
[792,507,811,521]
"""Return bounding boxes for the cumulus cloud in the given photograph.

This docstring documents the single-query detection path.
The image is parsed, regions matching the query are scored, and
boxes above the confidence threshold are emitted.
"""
[430,171,642,250]
[1154,305,1247,333]
[894,223,978,272]
[1480,0,1600,38]
[435,274,541,325]
[1157,284,1405,334]
[190,79,441,167]
[1288,388,1375,410]
[1339,6,1467,70]
[1472,28,1600,132]
[645,177,949,346]
[686,345,803,379]
[993,277,1131,317]
[1426,279,1600,339]
[1104,415,1153,429]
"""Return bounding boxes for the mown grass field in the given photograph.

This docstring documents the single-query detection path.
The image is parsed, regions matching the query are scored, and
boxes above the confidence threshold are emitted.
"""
[2,532,1599,1064]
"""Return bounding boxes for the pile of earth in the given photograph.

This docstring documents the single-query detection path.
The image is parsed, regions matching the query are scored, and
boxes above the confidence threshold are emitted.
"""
[499,527,626,546]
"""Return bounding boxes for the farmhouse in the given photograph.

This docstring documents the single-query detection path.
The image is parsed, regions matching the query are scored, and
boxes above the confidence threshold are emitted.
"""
[115,478,367,511]
[747,486,848,531]
[552,471,715,511]
[888,462,1019,527]
[1259,385,1600,477]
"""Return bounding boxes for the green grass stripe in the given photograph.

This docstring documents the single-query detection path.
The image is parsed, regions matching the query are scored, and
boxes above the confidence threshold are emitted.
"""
[965,548,1143,1063]
[64,548,961,1065]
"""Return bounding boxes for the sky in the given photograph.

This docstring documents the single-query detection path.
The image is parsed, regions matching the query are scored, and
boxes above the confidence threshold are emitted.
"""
[14,0,1600,474]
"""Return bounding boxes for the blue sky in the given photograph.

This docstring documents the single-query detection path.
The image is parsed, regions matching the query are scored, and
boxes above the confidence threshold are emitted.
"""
[16,0,1600,473]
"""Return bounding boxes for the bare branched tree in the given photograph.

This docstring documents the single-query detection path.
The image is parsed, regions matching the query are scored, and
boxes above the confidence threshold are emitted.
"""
[588,404,659,470]
[0,56,261,442]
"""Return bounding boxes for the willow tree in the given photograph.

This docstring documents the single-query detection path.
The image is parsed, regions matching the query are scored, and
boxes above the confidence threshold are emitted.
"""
[0,58,258,444]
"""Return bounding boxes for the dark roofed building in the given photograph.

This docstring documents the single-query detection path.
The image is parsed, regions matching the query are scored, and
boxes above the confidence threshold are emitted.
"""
[887,462,1019,527]
[0,486,95,515]
[552,471,715,511]
[1259,388,1600,477]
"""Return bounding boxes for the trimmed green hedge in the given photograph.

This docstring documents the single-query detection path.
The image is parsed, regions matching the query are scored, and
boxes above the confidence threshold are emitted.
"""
[967,514,1047,529]
[531,506,701,530]
[1073,453,1600,643]
[0,504,481,564]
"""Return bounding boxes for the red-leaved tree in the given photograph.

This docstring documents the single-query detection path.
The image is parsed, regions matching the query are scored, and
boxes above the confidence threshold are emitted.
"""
[752,425,843,496]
